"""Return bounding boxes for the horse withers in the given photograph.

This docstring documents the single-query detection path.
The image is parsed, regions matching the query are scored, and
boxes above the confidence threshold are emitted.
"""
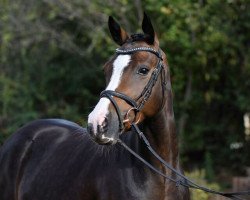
[0,13,189,200]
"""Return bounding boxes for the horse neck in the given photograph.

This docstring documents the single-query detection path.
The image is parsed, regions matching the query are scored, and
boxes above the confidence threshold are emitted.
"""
[143,88,179,172]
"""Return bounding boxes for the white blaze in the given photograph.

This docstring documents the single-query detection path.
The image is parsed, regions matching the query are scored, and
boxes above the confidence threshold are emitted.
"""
[88,55,131,134]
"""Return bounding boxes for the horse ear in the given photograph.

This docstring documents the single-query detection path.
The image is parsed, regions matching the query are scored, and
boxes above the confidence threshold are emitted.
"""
[142,12,155,45]
[108,16,129,46]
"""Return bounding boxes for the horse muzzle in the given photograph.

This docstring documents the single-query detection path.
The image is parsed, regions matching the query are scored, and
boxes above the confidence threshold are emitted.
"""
[87,123,117,145]
[87,111,120,145]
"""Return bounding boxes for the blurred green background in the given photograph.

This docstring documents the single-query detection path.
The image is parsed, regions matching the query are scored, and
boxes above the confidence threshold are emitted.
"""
[0,0,249,198]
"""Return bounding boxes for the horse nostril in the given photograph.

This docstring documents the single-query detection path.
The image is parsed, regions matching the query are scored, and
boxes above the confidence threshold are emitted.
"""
[97,125,102,134]
[87,123,94,136]
[97,119,108,134]
[102,118,108,131]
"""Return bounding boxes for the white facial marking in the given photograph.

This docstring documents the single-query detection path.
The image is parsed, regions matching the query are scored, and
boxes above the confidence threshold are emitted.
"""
[88,55,131,134]
[106,55,131,90]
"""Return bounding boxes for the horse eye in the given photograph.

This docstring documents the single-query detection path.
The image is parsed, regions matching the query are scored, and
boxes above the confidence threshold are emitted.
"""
[138,67,149,76]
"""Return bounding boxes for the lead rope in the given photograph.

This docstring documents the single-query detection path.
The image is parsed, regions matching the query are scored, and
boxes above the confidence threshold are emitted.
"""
[117,123,250,200]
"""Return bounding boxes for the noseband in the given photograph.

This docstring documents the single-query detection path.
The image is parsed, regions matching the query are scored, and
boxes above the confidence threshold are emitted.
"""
[100,46,164,131]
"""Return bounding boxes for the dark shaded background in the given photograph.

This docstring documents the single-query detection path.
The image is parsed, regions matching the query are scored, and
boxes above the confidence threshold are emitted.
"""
[0,0,249,197]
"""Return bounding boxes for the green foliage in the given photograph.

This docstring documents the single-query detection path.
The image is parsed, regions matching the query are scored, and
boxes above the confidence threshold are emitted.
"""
[186,169,220,200]
[0,0,249,177]
[143,0,250,172]
[204,151,215,182]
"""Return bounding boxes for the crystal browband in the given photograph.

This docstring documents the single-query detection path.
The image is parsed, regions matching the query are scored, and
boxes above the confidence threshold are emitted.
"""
[116,47,162,60]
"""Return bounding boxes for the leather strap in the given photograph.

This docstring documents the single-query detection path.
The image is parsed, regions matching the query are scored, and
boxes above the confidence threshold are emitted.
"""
[117,123,250,200]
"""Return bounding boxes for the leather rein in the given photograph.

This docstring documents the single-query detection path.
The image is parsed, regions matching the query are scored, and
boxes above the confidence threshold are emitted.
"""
[100,46,250,200]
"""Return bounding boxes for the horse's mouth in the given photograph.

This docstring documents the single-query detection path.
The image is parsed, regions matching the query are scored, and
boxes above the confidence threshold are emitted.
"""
[94,134,117,145]
[87,126,116,145]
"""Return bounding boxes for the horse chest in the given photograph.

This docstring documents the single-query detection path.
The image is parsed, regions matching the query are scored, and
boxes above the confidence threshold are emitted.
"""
[78,167,165,200]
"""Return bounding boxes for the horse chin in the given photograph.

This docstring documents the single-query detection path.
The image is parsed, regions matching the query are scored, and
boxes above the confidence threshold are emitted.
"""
[93,134,117,145]
[88,124,119,145]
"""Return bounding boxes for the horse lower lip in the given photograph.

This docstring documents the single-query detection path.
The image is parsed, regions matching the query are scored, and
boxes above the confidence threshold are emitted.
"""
[92,134,116,145]
[99,140,116,145]
[96,138,116,145]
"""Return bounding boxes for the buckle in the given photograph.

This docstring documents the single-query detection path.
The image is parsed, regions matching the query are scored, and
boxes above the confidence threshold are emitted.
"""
[123,108,141,129]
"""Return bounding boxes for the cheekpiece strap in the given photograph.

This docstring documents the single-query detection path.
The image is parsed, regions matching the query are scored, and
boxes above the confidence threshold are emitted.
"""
[116,47,163,60]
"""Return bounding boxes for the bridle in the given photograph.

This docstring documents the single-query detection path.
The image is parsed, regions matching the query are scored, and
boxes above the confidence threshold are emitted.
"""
[99,46,250,200]
[100,46,165,131]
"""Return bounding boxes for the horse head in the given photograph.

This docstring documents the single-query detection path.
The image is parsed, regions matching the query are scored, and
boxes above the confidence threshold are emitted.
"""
[87,13,168,145]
